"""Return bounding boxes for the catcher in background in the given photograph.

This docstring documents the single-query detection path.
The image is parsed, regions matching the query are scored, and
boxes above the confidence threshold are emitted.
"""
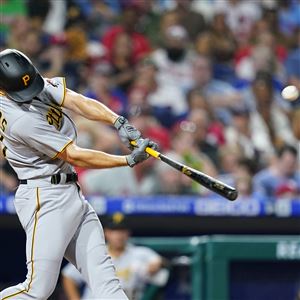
[0,49,157,300]
[62,213,167,300]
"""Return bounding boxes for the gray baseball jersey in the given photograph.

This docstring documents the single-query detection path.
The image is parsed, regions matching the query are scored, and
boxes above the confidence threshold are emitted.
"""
[0,77,75,179]
[0,78,128,300]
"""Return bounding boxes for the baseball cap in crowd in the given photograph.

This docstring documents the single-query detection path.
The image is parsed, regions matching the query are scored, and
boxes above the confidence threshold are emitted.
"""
[105,213,129,230]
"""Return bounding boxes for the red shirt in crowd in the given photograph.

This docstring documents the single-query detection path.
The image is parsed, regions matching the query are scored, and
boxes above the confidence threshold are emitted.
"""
[102,26,151,63]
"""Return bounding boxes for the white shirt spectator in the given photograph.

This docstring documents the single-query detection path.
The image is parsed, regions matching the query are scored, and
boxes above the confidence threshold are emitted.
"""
[151,47,196,93]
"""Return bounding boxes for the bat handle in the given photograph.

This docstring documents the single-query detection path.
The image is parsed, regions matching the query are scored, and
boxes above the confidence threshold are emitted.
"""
[130,140,161,159]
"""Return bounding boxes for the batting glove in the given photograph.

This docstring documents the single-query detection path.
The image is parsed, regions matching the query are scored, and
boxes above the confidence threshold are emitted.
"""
[114,116,141,150]
[142,139,159,151]
[126,138,151,167]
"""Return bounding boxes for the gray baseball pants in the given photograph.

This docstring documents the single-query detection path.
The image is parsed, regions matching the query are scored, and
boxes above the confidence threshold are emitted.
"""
[0,180,128,300]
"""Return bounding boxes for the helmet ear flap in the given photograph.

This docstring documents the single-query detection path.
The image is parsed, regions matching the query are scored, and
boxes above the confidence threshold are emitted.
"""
[0,49,44,103]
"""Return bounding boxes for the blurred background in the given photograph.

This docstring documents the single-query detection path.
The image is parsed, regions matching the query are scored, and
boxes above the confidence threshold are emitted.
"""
[0,0,300,299]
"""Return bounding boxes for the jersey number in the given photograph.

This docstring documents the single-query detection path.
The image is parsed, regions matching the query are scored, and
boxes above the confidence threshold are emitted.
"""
[0,111,8,157]
[46,106,63,130]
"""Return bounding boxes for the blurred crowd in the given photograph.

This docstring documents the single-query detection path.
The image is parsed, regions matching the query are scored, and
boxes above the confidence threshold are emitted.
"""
[1,0,300,202]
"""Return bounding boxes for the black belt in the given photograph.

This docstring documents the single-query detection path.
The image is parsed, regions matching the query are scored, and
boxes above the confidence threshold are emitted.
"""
[19,173,78,185]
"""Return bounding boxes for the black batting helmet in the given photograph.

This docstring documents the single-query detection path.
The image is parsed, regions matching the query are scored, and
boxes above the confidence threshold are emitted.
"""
[0,49,44,103]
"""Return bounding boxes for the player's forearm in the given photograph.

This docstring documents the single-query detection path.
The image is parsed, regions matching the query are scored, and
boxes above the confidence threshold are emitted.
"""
[74,150,128,169]
[64,89,119,125]
[77,96,119,124]
[58,144,128,168]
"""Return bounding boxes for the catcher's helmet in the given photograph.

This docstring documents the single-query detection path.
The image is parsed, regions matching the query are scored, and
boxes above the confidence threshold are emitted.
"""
[0,49,44,102]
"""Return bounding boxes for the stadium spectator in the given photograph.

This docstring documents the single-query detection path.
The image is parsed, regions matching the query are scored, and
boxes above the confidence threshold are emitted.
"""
[171,125,217,178]
[171,0,206,42]
[21,28,66,79]
[260,5,292,48]
[191,55,242,125]
[62,213,165,300]
[194,30,212,57]
[213,0,262,44]
[186,88,225,145]
[7,14,67,80]
[151,24,196,93]
[244,71,297,152]
[234,170,253,198]
[109,32,135,93]
[5,15,31,50]
[185,106,223,169]
[224,106,267,165]
[233,158,258,199]
[253,145,300,200]
[159,9,181,43]
[208,12,237,83]
[84,62,127,115]
[235,30,286,82]
[128,0,162,48]
[102,3,151,64]
[129,57,188,128]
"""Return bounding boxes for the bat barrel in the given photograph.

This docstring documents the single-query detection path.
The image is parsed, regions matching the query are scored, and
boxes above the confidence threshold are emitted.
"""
[130,140,239,201]
[226,190,238,201]
[215,186,238,201]
[160,154,239,201]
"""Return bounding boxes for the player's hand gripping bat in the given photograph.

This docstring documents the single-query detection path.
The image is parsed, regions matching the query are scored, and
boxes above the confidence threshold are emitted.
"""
[131,141,238,201]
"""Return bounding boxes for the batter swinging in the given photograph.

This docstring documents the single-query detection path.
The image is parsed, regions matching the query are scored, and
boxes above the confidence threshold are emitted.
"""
[0,49,157,300]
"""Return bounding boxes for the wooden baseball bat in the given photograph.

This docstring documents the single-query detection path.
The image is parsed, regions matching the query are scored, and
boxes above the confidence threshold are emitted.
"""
[131,141,238,201]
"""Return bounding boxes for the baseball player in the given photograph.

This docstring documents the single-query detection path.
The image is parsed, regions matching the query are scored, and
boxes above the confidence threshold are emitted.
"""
[0,49,157,300]
[62,213,165,300]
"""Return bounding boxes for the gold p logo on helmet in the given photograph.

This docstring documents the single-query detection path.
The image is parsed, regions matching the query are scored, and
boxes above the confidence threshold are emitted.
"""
[22,74,30,86]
